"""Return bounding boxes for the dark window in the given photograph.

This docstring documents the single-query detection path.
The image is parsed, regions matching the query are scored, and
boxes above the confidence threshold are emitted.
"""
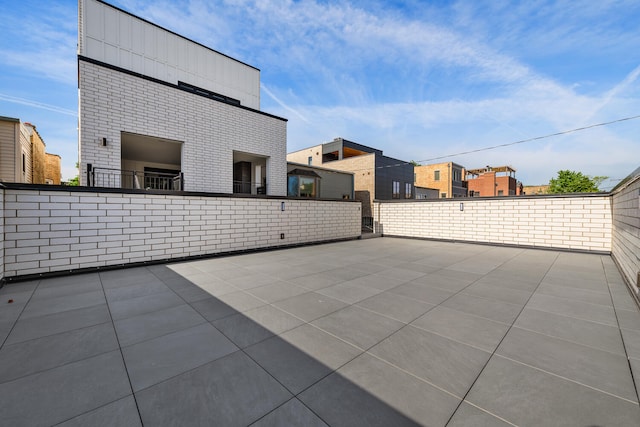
[434,170,440,181]
[498,190,504,196]
[178,81,241,105]
[392,181,400,198]
[441,192,447,198]
[308,156,312,165]
[287,175,318,197]
[22,153,26,173]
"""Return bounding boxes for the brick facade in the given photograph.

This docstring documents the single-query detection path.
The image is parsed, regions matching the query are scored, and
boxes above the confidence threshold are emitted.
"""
[374,194,612,252]
[611,170,640,296]
[45,154,62,185]
[414,162,466,198]
[78,60,287,195]
[0,186,361,279]
[467,172,518,197]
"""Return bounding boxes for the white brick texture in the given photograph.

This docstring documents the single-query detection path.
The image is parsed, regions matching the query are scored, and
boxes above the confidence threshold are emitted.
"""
[79,60,287,195]
[374,195,613,252]
[611,174,640,295]
[1,188,361,278]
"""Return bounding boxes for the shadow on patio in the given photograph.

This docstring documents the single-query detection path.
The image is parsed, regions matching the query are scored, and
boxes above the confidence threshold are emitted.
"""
[0,238,639,426]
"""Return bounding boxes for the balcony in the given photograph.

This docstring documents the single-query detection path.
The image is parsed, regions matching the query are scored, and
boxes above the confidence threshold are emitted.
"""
[87,165,184,191]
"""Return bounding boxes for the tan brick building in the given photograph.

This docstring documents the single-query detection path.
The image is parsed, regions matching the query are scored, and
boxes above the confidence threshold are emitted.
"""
[414,162,467,198]
[0,117,62,184]
[45,153,62,184]
[522,184,549,195]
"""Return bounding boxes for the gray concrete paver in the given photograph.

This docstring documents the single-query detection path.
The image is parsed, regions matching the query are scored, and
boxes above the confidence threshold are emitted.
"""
[0,238,638,426]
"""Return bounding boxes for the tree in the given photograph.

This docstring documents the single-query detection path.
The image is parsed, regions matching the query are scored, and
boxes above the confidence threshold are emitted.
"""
[66,162,80,186]
[548,170,608,194]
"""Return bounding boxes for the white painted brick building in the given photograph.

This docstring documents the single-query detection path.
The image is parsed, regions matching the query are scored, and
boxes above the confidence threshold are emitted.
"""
[78,0,287,195]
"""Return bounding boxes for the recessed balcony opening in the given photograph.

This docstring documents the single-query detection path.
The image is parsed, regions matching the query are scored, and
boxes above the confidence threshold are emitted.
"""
[233,151,268,195]
[113,132,183,190]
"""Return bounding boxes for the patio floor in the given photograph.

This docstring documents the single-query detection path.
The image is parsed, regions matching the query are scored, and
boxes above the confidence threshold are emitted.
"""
[1,238,639,426]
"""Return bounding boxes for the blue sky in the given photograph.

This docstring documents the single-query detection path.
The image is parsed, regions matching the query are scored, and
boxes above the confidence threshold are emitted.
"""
[1,0,639,188]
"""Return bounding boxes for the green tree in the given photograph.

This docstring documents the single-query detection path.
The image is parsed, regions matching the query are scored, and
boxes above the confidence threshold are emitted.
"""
[66,162,80,186]
[548,170,608,194]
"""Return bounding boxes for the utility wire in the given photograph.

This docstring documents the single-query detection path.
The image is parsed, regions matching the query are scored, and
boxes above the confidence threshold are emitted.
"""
[290,114,639,174]
[415,114,640,164]
[367,114,640,171]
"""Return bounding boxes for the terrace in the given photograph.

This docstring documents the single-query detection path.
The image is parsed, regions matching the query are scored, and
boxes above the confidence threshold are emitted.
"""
[1,237,639,426]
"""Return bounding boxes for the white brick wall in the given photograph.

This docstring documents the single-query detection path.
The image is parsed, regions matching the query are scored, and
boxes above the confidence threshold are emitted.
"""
[374,195,613,252]
[0,188,4,280]
[1,187,361,278]
[611,173,640,295]
[79,60,287,195]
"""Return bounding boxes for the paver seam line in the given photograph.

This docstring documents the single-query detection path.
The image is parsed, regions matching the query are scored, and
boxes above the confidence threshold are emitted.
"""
[277,244,532,424]
[517,304,619,328]
[456,400,519,427]
[50,395,138,426]
[407,323,503,354]
[537,280,612,295]
[0,304,113,345]
[510,324,628,358]
[98,271,145,427]
[0,320,119,386]
[530,289,616,309]
[117,318,210,349]
[491,353,640,405]
[146,265,333,425]
[443,251,560,426]
[0,280,41,349]
[602,257,640,404]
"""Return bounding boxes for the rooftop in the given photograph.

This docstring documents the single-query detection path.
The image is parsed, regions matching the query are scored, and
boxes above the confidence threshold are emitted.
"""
[1,238,638,426]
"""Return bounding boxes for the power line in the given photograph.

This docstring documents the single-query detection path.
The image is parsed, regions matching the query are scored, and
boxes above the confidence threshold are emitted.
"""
[293,114,640,174]
[415,114,640,164]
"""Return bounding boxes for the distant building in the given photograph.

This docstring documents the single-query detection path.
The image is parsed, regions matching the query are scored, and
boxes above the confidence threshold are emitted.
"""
[415,186,439,199]
[45,154,62,185]
[467,165,520,197]
[414,162,467,198]
[522,184,550,195]
[286,162,354,199]
[287,137,414,217]
[0,116,61,185]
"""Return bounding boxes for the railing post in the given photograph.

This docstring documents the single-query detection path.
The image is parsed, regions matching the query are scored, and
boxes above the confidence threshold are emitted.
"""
[87,163,93,187]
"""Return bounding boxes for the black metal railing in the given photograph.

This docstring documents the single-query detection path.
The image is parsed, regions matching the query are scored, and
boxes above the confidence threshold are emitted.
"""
[87,165,184,191]
[233,181,267,195]
[362,216,374,233]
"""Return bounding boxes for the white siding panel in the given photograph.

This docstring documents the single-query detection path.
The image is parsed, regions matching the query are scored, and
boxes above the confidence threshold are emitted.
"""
[79,0,261,109]
[85,0,103,39]
[119,49,131,69]
[131,53,143,74]
[119,14,131,49]
[105,43,118,64]
[85,38,103,59]
[144,24,156,59]
[104,7,119,44]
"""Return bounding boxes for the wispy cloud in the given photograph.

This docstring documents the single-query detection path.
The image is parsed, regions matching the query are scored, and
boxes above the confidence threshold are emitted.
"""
[0,93,76,117]
[261,83,309,123]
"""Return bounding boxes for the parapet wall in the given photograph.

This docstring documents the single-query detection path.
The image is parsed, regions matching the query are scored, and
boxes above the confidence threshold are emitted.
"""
[0,185,361,280]
[374,194,612,253]
[611,168,640,296]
